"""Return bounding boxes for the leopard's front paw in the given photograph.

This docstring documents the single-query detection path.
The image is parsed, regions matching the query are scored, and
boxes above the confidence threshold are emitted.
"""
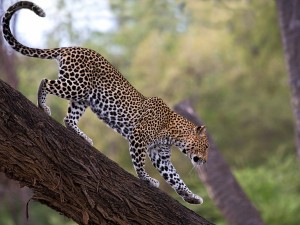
[149,178,160,188]
[183,193,203,204]
[44,106,51,115]
[40,105,51,116]
[83,134,93,146]
[141,177,160,188]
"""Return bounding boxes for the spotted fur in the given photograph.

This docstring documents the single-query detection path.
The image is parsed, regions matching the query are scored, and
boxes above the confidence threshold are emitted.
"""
[2,1,209,204]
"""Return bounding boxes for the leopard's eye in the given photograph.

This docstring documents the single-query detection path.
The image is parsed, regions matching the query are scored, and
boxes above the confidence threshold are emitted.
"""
[193,156,199,162]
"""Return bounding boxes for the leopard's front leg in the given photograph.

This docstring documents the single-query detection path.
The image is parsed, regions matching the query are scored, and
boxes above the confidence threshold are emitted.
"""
[148,145,203,204]
[129,131,159,188]
[64,100,93,145]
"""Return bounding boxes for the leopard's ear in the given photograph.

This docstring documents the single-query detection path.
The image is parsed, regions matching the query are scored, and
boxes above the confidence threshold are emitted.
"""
[194,125,206,137]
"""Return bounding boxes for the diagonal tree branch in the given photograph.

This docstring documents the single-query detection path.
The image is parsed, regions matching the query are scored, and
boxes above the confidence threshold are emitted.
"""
[0,79,213,225]
[174,100,265,225]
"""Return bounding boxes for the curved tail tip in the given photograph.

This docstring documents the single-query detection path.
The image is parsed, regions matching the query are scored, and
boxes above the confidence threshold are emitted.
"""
[37,9,46,17]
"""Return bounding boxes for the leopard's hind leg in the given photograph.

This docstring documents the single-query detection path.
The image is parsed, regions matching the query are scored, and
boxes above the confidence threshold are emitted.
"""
[38,78,74,114]
[38,77,93,145]
[38,79,52,115]
[148,145,203,204]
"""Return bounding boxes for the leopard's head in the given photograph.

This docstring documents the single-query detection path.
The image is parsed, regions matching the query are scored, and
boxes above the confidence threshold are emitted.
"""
[178,125,209,166]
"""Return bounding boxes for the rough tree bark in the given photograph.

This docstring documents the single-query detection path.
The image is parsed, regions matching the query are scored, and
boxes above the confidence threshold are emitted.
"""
[174,101,265,225]
[276,0,300,162]
[0,80,213,225]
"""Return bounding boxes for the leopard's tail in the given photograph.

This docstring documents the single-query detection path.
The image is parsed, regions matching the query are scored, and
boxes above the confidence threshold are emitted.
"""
[2,1,59,59]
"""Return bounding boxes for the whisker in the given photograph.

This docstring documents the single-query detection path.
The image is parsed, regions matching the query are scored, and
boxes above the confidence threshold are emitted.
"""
[188,165,197,176]
[197,162,208,173]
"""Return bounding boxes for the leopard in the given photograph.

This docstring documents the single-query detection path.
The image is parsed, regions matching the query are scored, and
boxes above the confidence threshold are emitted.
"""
[2,1,209,204]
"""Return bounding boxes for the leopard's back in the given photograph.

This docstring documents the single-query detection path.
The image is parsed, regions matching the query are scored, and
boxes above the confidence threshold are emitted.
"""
[55,47,147,138]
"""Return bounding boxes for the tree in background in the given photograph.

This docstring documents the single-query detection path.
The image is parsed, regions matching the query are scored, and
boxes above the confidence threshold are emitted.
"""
[174,101,265,225]
[0,0,19,88]
[276,0,300,162]
[0,1,33,225]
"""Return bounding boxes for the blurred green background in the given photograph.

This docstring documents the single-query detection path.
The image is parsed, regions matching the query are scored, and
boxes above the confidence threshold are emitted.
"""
[1,0,300,224]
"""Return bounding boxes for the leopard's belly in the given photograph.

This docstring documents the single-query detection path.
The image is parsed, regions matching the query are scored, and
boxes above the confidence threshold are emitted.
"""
[88,89,144,139]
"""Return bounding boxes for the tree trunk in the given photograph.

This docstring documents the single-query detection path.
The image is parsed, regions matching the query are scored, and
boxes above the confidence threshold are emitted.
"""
[0,1,19,89]
[174,100,265,225]
[0,80,213,225]
[276,0,300,162]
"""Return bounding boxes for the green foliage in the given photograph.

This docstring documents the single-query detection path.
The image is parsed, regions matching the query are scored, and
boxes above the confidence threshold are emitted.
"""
[0,198,75,225]
[235,154,300,225]
[29,202,76,225]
